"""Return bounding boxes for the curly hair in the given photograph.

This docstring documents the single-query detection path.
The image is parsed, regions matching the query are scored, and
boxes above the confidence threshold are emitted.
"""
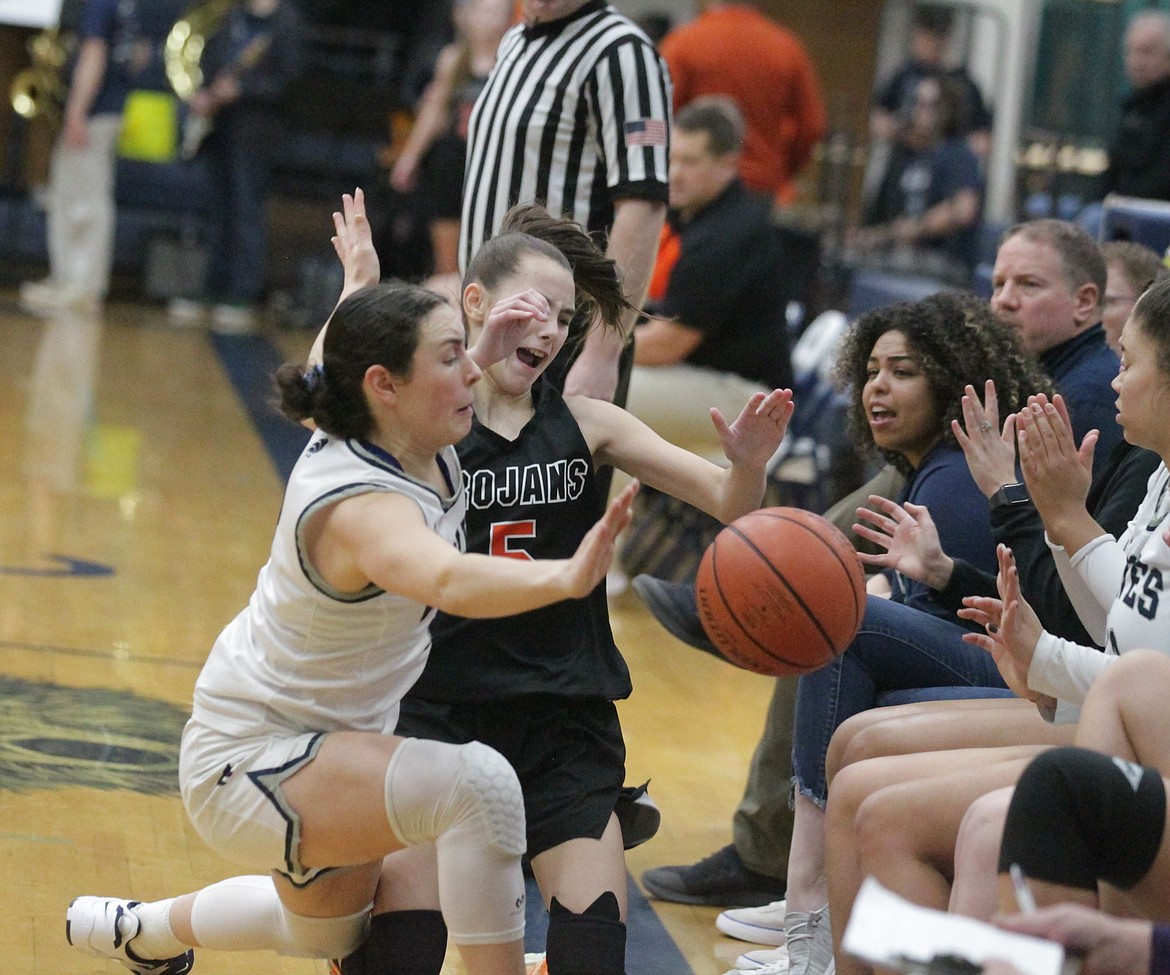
[834,291,1055,473]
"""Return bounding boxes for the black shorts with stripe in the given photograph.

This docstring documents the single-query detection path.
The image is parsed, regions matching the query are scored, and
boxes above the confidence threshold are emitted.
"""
[396,694,625,858]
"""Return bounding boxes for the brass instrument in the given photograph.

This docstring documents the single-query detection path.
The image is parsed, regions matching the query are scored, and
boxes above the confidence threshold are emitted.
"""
[9,28,70,122]
[165,0,233,100]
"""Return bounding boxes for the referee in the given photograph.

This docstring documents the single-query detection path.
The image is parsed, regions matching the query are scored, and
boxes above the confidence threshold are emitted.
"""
[460,0,672,404]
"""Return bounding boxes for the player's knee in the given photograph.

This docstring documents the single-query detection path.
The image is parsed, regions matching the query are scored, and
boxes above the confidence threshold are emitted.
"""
[853,789,909,864]
[340,910,447,975]
[955,789,1012,878]
[545,892,626,975]
[281,904,370,959]
[384,738,526,858]
[999,746,1166,890]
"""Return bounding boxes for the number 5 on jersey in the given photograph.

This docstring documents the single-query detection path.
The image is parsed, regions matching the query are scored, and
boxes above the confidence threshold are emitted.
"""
[491,520,536,560]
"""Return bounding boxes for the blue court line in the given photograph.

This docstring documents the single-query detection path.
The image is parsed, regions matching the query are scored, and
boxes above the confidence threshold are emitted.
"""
[212,332,694,973]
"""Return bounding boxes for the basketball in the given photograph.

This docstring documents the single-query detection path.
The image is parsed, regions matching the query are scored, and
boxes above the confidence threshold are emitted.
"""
[696,507,867,676]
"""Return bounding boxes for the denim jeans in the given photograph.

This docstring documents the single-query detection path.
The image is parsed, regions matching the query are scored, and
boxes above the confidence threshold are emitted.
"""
[203,113,273,306]
[792,595,1008,805]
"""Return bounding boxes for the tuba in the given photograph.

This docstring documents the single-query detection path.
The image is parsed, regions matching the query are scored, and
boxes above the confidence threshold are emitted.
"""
[9,27,70,122]
[165,0,233,100]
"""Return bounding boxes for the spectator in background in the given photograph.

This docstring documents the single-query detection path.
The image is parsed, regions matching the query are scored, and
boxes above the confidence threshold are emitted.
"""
[1102,11,1170,203]
[19,0,179,313]
[850,74,983,285]
[459,0,671,405]
[871,3,993,158]
[628,97,793,455]
[1101,240,1167,352]
[659,1,825,207]
[167,0,304,334]
[390,0,513,293]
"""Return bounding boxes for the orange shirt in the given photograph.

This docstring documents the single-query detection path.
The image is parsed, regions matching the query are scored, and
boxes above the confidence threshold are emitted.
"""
[661,5,826,204]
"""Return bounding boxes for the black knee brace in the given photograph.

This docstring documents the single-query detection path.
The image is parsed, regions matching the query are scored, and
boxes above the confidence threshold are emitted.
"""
[545,891,626,975]
[998,746,1166,890]
[340,910,447,975]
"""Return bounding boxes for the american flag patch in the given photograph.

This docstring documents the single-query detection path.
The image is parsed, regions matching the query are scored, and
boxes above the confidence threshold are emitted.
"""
[624,118,667,147]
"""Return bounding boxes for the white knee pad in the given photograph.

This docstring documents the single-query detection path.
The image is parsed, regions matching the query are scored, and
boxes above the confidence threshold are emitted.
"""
[384,738,526,857]
[280,905,370,959]
[385,738,526,944]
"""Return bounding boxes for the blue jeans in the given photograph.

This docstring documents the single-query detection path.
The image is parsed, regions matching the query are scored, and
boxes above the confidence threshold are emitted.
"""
[203,114,273,306]
[792,595,1009,805]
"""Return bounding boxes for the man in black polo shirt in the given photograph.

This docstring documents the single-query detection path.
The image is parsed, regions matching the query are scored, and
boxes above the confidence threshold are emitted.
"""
[627,96,794,453]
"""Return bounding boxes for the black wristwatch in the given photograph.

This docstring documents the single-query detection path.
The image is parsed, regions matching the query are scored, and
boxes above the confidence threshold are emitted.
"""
[990,482,1030,511]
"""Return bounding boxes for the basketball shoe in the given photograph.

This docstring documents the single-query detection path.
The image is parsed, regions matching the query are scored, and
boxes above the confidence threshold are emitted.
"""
[718,899,788,945]
[66,896,194,974]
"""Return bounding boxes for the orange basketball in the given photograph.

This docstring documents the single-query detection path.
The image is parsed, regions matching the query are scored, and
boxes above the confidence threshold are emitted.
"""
[696,507,867,676]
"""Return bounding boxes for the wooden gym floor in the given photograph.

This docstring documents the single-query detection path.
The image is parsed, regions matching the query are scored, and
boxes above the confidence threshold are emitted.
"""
[0,292,781,975]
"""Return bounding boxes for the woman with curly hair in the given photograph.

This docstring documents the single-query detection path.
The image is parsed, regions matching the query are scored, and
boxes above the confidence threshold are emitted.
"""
[760,291,1052,975]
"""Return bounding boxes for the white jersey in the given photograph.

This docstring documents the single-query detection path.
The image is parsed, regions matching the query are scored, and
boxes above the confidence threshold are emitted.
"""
[192,432,466,737]
[1030,462,1170,704]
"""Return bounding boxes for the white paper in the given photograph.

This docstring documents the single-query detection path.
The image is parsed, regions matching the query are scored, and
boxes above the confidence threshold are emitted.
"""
[842,877,1067,975]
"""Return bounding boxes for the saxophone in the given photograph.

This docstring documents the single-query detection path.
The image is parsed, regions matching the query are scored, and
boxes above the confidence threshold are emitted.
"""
[164,0,233,100]
[9,27,70,122]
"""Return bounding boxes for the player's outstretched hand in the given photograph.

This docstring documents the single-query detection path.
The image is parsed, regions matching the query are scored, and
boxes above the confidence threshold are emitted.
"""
[714,389,795,471]
[952,380,1018,498]
[469,288,552,369]
[331,188,381,300]
[854,495,954,591]
[564,480,638,598]
[958,544,1043,699]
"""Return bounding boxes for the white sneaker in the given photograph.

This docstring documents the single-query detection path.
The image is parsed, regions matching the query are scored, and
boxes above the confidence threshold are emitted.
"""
[718,899,788,945]
[721,951,789,975]
[735,945,789,970]
[65,896,194,974]
[20,278,100,313]
[211,303,258,335]
[167,298,207,327]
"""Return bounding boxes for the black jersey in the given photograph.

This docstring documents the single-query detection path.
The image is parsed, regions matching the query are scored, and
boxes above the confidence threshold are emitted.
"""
[410,380,631,702]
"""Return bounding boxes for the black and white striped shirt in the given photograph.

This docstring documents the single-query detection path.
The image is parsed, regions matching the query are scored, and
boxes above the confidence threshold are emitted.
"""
[459,0,671,271]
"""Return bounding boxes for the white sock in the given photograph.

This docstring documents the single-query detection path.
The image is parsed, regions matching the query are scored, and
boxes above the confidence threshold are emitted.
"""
[130,899,187,960]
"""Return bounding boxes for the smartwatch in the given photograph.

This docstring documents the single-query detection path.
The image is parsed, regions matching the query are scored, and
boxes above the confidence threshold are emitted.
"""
[990,482,1030,511]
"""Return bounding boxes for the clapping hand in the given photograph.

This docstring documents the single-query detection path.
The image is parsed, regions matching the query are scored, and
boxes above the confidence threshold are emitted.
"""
[853,495,954,591]
[952,380,1019,498]
[715,389,795,472]
[1016,394,1095,535]
[958,544,1044,700]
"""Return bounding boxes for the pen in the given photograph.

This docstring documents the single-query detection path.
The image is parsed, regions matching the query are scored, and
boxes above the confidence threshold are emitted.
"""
[1009,863,1037,915]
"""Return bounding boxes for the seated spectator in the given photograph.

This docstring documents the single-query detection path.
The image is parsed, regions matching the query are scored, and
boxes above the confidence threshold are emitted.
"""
[871,3,993,158]
[640,292,1051,975]
[823,277,1170,975]
[1102,11,1170,203]
[1101,240,1167,352]
[849,74,983,286]
[627,97,794,455]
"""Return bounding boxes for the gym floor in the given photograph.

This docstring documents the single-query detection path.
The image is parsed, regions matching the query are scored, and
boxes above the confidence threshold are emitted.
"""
[0,293,780,975]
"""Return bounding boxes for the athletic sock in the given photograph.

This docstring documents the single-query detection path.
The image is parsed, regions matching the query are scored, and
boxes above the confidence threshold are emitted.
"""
[130,899,188,960]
